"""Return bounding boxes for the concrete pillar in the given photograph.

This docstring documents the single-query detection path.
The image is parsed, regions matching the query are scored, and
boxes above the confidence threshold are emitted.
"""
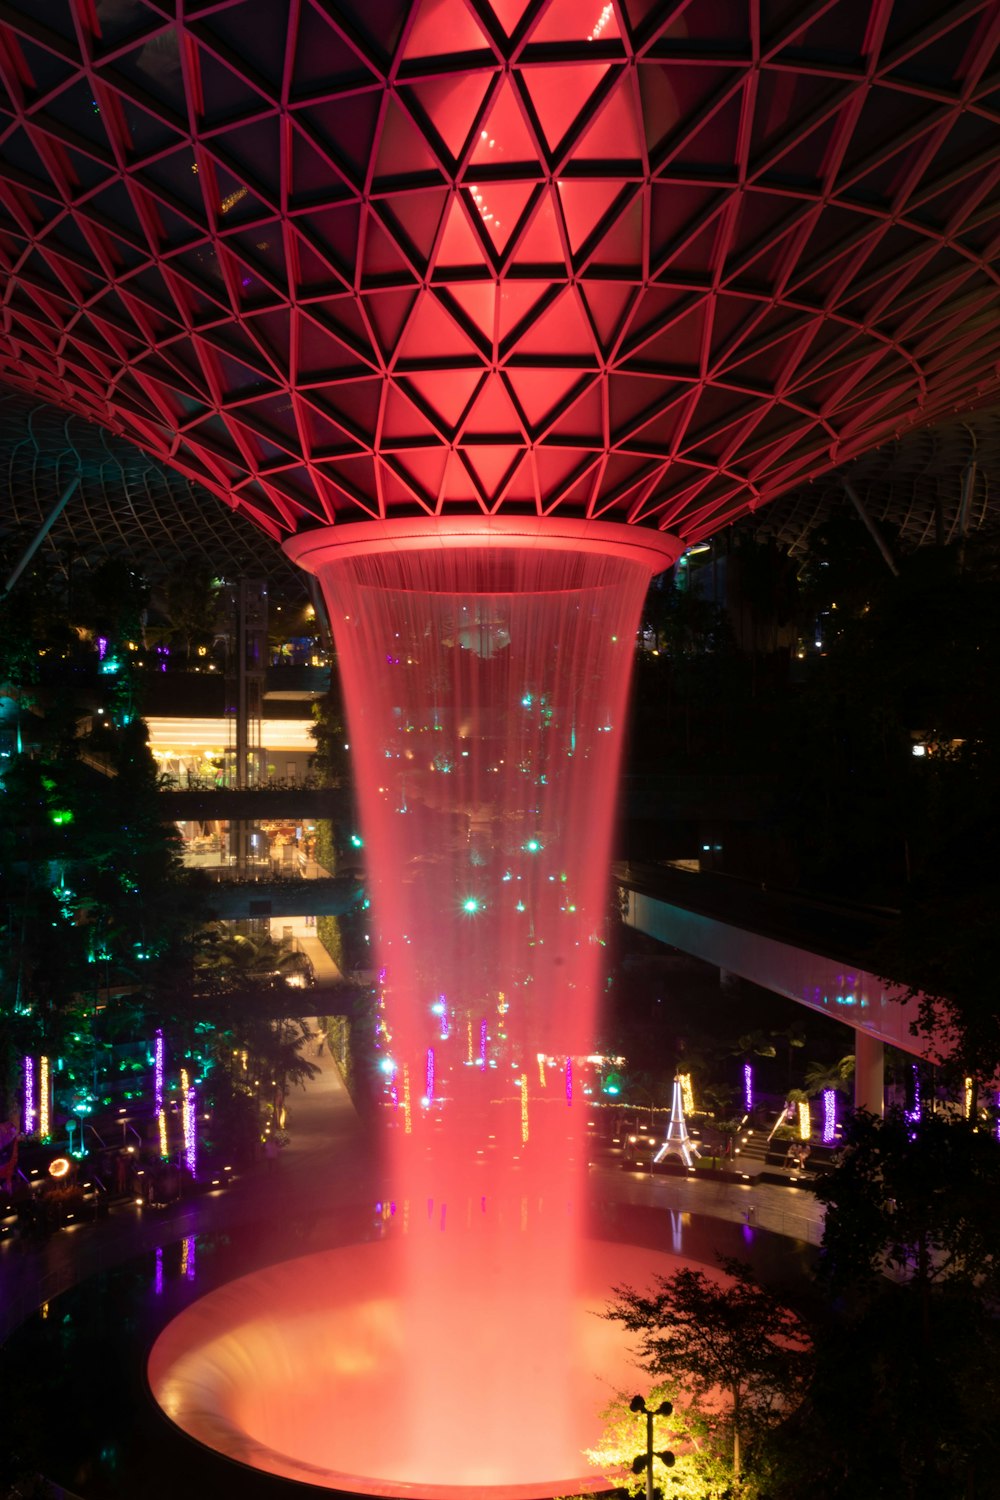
[854,1030,884,1116]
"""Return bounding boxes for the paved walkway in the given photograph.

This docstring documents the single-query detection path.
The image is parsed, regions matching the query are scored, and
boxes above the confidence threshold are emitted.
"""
[0,1030,825,1344]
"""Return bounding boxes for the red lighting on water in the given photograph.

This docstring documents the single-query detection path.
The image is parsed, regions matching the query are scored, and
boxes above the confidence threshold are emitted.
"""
[150,1238,709,1496]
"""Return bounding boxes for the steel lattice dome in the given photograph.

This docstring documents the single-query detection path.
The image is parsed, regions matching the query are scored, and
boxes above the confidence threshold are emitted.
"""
[2,0,1000,544]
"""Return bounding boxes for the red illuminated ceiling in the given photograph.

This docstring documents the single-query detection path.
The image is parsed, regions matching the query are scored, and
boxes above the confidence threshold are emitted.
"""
[2,0,1000,544]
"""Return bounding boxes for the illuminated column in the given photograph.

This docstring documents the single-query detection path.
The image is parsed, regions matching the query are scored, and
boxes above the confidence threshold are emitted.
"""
[854,1030,884,1116]
[22,1056,35,1136]
[38,1056,50,1140]
[155,1028,168,1159]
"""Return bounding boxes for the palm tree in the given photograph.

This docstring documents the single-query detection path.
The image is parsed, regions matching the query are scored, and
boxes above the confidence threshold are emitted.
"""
[803,1055,855,1097]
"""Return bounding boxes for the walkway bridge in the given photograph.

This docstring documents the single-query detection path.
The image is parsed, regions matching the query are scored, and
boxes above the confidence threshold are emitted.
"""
[615,860,947,1108]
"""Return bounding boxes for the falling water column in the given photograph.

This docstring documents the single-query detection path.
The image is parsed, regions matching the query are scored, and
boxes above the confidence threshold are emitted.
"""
[286,517,680,1489]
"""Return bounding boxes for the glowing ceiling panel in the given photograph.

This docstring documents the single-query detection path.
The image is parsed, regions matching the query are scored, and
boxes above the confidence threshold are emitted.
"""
[0,0,999,543]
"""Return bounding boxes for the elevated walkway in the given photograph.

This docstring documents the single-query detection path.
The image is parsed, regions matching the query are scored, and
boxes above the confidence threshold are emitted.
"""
[615,860,941,1062]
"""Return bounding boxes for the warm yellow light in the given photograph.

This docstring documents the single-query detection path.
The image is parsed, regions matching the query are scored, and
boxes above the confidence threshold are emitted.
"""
[39,1056,50,1139]
[467,1019,474,1065]
[520,1074,529,1144]
[402,1064,412,1135]
[679,1072,695,1115]
[537,1052,546,1088]
[48,1156,71,1179]
[797,1101,811,1140]
[964,1077,973,1117]
[158,1109,168,1159]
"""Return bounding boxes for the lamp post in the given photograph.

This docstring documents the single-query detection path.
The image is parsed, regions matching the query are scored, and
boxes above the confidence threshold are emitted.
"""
[629,1393,675,1500]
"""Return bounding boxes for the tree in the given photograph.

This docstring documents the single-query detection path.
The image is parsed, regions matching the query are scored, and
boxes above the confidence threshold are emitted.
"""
[604,1258,810,1481]
[801,1054,854,1098]
[765,1107,1000,1498]
[815,1107,1000,1304]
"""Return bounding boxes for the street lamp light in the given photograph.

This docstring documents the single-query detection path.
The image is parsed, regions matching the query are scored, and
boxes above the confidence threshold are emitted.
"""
[629,1393,675,1500]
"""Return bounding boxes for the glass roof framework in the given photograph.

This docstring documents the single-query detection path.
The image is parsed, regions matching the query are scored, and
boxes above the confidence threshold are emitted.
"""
[0,2,1000,544]
[0,386,307,593]
[751,406,1000,555]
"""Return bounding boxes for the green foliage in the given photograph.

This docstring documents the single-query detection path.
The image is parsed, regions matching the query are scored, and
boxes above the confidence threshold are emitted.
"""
[815,1107,1000,1296]
[605,1258,810,1479]
[586,1383,736,1498]
[316,913,344,971]
[766,1112,1000,1487]
[310,669,351,784]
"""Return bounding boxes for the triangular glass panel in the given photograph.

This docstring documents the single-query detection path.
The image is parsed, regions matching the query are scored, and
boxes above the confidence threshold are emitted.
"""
[382,383,444,443]
[301,204,362,281]
[589,193,643,269]
[405,71,495,162]
[436,196,491,269]
[379,462,435,512]
[533,443,587,499]
[495,451,535,506]
[571,78,641,160]
[579,279,637,350]
[323,377,384,442]
[361,213,414,280]
[609,373,672,439]
[557,179,626,256]
[543,463,598,514]
[393,445,449,502]
[465,179,537,255]
[628,304,706,370]
[363,289,420,357]
[498,281,551,343]
[515,288,596,357]
[520,63,611,153]
[372,96,443,180]
[628,391,692,453]
[548,381,603,441]
[468,80,539,166]
[509,192,565,266]
[290,123,354,203]
[440,448,479,503]
[396,292,481,363]
[488,0,534,38]
[444,281,496,344]
[531,0,619,42]
[297,95,382,185]
[463,441,521,499]
[404,366,482,428]
[290,4,380,93]
[507,367,589,428]
[320,453,380,510]
[326,0,408,67]
[379,189,449,267]
[295,309,371,378]
[461,373,522,435]
[244,307,291,373]
[402,0,490,59]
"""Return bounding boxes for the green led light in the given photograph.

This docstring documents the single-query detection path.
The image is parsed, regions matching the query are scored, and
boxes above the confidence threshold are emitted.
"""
[462,897,482,914]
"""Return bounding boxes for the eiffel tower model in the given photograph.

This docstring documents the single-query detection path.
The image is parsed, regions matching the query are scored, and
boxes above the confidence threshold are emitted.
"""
[654,1077,702,1168]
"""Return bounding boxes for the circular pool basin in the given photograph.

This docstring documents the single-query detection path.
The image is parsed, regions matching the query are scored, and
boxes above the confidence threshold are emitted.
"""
[149,1237,716,1498]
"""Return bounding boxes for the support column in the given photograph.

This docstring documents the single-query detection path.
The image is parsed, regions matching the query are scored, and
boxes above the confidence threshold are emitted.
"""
[854,1030,884,1116]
